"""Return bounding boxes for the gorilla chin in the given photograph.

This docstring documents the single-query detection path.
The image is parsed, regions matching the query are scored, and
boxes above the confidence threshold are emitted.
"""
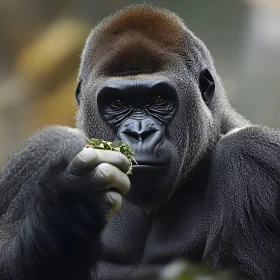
[127,164,173,212]
[123,139,175,210]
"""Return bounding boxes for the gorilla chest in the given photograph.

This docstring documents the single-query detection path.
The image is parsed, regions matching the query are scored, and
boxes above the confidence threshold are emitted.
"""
[100,198,206,265]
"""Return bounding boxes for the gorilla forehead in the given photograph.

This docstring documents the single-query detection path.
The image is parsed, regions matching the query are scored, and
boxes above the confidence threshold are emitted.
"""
[79,4,213,78]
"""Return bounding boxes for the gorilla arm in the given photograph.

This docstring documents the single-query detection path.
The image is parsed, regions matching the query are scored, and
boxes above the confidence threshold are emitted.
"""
[204,126,280,279]
[0,126,130,280]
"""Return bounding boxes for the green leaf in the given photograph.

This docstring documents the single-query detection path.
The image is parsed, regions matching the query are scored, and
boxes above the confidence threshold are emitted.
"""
[83,136,138,175]
[89,138,100,145]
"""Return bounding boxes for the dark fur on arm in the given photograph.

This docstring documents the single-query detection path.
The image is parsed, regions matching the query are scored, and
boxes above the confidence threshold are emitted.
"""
[0,126,106,280]
[204,126,280,279]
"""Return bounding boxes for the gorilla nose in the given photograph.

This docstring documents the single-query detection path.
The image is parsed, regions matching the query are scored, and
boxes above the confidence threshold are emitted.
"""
[118,119,160,143]
[122,127,158,143]
[117,118,164,155]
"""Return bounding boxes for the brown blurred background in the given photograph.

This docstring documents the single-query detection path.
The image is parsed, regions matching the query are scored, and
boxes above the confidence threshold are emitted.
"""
[0,0,280,162]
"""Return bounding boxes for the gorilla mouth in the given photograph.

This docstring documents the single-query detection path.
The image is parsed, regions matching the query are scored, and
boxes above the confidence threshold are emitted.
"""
[133,163,168,169]
[132,155,170,167]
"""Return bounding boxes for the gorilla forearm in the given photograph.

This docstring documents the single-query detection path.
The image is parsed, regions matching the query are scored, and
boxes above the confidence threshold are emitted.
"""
[204,126,280,279]
[0,126,85,217]
[0,198,103,280]
[0,125,131,279]
[0,126,104,279]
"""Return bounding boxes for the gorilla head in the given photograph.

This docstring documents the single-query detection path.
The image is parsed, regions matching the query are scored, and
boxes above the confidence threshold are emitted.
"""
[75,4,236,210]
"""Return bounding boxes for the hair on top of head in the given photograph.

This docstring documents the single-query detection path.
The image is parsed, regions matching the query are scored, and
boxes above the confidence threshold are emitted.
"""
[94,4,186,46]
[80,4,193,77]
[79,4,216,80]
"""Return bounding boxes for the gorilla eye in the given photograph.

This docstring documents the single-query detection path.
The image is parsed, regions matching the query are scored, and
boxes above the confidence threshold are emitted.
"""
[153,94,166,105]
[111,99,125,107]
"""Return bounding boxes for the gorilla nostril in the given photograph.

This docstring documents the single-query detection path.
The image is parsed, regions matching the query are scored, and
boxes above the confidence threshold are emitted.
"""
[140,129,158,141]
[123,131,139,142]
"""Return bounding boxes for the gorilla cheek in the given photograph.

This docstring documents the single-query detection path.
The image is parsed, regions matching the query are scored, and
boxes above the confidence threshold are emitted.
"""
[78,104,116,142]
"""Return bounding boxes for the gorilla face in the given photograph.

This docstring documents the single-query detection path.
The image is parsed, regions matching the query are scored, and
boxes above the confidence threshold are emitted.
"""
[76,4,223,210]
[96,77,178,208]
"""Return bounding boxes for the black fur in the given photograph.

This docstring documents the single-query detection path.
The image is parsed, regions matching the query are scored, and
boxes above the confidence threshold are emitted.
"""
[0,127,109,279]
[204,126,280,279]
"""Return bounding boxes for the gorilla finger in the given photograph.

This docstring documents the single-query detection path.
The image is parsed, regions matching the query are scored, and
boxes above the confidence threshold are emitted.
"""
[94,149,130,172]
[99,191,123,222]
[92,163,131,195]
[67,148,130,176]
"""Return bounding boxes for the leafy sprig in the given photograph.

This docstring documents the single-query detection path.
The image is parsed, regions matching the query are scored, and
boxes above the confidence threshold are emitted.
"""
[84,137,137,175]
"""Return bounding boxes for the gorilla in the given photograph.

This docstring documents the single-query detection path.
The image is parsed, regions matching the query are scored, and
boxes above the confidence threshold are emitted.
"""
[1,4,280,280]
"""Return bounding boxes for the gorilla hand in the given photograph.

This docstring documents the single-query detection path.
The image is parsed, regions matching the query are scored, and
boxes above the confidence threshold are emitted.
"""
[58,147,131,222]
[0,126,130,280]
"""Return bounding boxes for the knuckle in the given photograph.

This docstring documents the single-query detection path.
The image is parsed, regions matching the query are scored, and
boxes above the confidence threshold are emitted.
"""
[116,175,130,195]
[93,149,103,158]
[114,151,129,164]
[77,148,98,166]
[105,191,122,207]
[104,192,123,222]
[76,153,88,168]
[96,163,115,184]
[123,178,131,194]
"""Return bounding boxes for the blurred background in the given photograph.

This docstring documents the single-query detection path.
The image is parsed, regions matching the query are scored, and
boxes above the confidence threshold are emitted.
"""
[0,0,279,162]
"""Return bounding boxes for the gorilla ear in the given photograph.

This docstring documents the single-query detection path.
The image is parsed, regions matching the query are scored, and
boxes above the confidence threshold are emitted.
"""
[75,80,82,105]
[199,69,215,105]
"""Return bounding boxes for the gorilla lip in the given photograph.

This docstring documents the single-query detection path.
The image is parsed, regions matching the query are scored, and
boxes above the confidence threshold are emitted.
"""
[132,156,170,167]
[132,162,169,169]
